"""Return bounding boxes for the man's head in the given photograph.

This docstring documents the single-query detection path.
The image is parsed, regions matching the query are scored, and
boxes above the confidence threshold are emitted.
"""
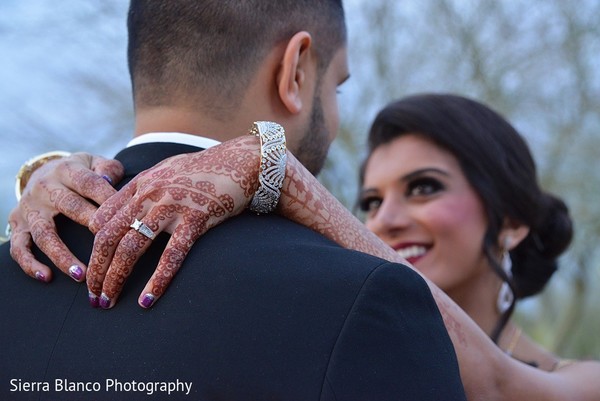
[127,0,349,174]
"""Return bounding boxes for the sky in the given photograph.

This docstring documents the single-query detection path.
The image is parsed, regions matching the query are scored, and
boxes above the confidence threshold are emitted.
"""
[0,1,131,230]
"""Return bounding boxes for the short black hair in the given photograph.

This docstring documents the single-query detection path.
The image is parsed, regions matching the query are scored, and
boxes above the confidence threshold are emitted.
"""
[127,0,346,112]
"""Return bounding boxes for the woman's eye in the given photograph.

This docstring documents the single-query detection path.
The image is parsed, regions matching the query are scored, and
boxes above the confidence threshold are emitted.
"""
[407,178,443,197]
[358,197,382,213]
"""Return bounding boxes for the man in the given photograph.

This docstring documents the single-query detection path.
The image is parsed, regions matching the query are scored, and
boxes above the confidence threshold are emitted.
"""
[0,1,468,400]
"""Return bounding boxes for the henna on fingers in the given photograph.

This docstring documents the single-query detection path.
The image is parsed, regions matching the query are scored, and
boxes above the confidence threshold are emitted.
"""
[137,206,210,308]
[89,181,138,234]
[9,153,123,281]
[87,135,261,308]
[87,191,145,304]
[8,208,51,282]
[98,220,154,308]
[135,188,235,308]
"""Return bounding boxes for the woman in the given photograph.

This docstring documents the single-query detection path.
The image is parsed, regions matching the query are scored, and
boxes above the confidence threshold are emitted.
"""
[7,94,587,373]
[355,94,573,370]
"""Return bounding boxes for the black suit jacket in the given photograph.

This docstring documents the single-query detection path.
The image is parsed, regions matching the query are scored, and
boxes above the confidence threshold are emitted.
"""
[0,143,466,400]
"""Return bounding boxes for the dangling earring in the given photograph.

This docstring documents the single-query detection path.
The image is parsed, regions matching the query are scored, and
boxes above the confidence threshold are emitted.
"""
[497,239,514,314]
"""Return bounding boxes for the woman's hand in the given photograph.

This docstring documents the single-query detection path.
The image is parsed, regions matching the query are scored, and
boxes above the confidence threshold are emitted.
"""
[83,133,373,310]
[86,135,260,309]
[9,153,123,282]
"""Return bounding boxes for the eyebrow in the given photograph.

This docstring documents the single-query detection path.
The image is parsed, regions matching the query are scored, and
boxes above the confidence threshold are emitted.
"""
[401,167,450,182]
[360,167,450,196]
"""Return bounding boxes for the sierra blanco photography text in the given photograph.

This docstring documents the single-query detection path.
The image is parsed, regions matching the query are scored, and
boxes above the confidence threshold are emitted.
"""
[10,378,193,396]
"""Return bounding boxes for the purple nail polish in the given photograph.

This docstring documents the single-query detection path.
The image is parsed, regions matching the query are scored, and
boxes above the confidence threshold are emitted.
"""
[35,271,46,282]
[88,292,100,308]
[99,293,111,309]
[101,175,113,185]
[140,294,155,308]
[68,265,83,281]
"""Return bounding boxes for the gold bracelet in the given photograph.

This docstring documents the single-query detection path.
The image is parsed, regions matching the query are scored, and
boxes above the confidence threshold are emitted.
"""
[15,150,71,200]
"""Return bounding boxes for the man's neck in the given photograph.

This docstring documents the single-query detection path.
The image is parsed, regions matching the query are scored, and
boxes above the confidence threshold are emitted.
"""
[134,106,255,142]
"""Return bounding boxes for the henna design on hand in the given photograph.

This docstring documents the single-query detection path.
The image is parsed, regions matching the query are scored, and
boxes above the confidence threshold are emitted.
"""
[10,153,123,281]
[87,135,260,308]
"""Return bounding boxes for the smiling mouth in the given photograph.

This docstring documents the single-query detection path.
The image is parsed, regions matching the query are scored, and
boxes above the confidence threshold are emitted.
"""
[396,245,428,263]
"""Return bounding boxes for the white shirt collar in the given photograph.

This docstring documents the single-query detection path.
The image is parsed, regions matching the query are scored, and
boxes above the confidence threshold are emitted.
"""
[126,132,221,149]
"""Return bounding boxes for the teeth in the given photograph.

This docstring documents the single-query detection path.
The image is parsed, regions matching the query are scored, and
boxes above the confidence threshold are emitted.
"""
[397,245,427,260]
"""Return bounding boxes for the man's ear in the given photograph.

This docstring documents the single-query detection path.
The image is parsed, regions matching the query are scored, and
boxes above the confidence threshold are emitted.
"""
[277,31,314,115]
[499,217,530,250]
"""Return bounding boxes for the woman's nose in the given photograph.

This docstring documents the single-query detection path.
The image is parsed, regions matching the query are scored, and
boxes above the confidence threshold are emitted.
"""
[366,196,411,238]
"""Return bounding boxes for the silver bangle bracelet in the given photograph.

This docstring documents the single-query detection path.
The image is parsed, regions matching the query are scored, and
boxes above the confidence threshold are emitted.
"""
[248,121,287,214]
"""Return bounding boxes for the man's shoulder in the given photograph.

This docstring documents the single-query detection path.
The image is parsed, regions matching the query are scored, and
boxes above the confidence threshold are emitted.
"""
[209,212,380,257]
[196,211,395,274]
[0,240,10,261]
[181,211,425,303]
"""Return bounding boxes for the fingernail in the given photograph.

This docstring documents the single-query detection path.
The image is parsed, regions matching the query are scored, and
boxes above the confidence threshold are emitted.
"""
[88,292,99,308]
[99,293,111,309]
[140,294,155,308]
[35,271,46,282]
[101,175,113,185]
[68,265,83,281]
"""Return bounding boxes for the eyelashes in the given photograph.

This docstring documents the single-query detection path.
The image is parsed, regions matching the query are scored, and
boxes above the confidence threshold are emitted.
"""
[358,177,445,214]
[406,177,444,197]
[358,196,381,213]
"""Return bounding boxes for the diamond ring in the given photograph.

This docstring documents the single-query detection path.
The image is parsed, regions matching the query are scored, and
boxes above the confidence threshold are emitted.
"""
[130,219,155,240]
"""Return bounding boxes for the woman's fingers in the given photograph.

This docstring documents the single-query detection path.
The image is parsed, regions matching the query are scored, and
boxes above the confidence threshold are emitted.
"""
[9,206,86,282]
[97,217,159,309]
[50,188,99,227]
[8,210,53,282]
[87,204,140,302]
[89,154,124,189]
[8,153,122,283]
[58,163,118,209]
[89,181,137,234]
[137,216,208,308]
[28,214,87,281]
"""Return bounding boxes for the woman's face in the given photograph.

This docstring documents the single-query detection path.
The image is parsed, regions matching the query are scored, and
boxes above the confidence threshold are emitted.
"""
[360,134,491,293]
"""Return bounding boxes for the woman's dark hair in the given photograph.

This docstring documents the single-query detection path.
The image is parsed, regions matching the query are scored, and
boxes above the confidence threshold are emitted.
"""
[360,93,573,342]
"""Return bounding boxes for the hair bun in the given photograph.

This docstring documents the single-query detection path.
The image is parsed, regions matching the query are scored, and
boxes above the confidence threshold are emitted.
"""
[535,193,573,258]
[511,192,573,298]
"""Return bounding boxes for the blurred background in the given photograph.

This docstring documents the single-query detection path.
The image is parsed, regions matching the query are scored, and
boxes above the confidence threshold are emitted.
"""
[1,0,598,357]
